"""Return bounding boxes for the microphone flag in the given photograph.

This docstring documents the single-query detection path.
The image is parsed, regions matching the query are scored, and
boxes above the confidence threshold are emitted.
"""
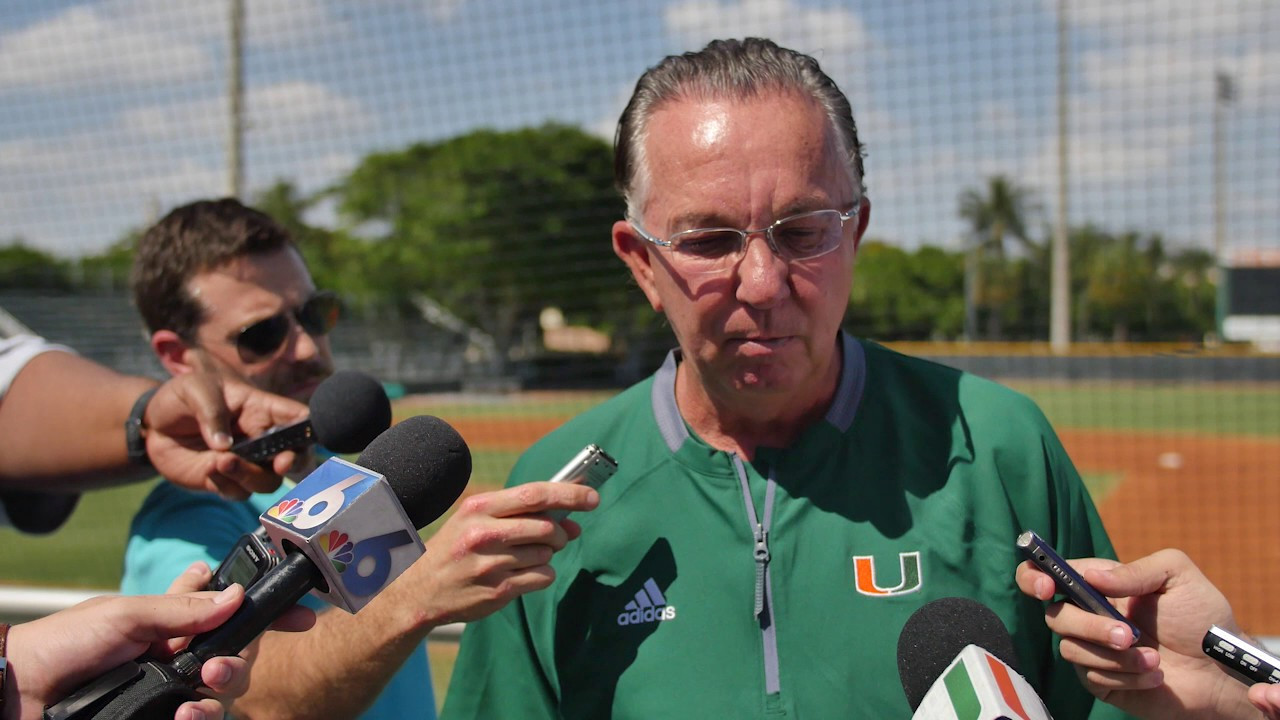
[913,645,1052,720]
[260,456,424,613]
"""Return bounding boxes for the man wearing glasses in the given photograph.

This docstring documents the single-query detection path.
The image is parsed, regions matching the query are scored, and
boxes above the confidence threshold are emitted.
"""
[122,199,600,719]
[444,39,1128,718]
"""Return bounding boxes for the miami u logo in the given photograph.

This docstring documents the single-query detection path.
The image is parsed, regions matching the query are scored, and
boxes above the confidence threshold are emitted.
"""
[853,551,922,596]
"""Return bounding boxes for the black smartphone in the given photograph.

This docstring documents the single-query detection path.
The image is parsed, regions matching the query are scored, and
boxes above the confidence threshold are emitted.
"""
[1016,529,1141,642]
[544,444,617,522]
[208,527,282,591]
[1203,625,1280,685]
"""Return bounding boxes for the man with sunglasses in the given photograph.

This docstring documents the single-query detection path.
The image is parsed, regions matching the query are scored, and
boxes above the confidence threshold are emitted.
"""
[444,38,1129,719]
[122,199,600,720]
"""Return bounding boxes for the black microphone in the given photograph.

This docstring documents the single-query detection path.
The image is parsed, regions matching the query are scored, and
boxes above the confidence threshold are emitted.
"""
[230,370,392,463]
[898,597,1053,719]
[45,415,471,720]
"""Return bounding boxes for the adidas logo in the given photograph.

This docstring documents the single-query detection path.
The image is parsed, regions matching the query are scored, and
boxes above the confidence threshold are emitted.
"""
[616,578,677,626]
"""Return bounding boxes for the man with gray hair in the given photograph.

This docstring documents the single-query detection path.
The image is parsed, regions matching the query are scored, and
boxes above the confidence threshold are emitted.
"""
[444,38,1128,718]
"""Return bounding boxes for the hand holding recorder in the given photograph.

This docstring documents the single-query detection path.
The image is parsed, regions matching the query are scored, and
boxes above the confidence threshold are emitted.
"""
[1015,545,1267,719]
[390,445,608,628]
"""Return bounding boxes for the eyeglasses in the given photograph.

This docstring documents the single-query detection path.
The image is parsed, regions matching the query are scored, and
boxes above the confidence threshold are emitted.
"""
[628,201,861,276]
[234,291,341,362]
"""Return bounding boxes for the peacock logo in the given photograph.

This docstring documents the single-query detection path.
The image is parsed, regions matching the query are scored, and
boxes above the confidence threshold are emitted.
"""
[266,497,303,524]
[320,530,355,573]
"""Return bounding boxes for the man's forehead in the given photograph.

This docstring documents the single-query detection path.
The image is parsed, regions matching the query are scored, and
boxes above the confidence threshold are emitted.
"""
[186,252,314,319]
[640,93,846,217]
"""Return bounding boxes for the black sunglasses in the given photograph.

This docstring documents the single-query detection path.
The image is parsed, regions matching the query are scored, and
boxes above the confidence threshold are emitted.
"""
[235,291,341,362]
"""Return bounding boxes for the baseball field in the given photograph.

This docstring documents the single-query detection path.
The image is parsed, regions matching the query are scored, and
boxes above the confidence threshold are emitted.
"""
[1,381,1275,707]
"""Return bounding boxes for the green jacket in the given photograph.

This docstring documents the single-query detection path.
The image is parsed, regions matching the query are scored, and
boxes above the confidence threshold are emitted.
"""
[443,335,1134,719]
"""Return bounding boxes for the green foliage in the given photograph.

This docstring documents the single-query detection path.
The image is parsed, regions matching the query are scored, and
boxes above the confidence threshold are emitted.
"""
[253,181,384,310]
[334,123,627,362]
[0,240,72,290]
[846,241,965,339]
[958,175,1042,339]
[38,157,1218,346]
[74,234,136,291]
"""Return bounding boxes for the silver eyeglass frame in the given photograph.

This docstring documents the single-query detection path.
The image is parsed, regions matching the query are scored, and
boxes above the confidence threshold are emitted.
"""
[627,199,862,274]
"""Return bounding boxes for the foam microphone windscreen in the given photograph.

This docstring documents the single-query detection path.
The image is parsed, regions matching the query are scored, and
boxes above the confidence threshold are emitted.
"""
[356,414,471,529]
[309,370,393,453]
[897,596,1024,711]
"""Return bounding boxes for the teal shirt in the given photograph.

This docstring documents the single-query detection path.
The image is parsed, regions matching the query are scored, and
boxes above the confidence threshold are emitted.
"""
[123,480,437,720]
[444,336,1135,719]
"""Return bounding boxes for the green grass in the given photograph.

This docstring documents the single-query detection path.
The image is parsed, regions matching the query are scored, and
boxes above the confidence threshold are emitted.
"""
[0,481,154,589]
[1009,382,1280,437]
[396,392,614,421]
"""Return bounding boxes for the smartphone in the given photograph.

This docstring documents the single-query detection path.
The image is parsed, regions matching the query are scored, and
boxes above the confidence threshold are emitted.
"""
[1016,529,1141,642]
[1203,625,1280,685]
[208,527,281,591]
[545,444,617,522]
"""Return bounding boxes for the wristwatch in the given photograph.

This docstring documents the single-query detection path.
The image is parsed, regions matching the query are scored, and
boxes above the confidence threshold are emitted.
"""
[0,621,10,716]
[125,386,159,469]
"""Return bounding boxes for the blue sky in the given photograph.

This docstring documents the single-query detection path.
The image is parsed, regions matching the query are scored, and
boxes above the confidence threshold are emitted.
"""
[0,0,1275,259]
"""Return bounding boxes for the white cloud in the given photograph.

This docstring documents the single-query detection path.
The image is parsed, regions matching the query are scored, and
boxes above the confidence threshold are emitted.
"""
[665,0,869,57]
[119,81,371,143]
[423,0,469,23]
[0,5,213,89]
[0,0,345,92]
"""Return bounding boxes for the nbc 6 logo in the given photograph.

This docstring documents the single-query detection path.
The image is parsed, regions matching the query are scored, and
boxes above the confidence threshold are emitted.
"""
[291,472,367,530]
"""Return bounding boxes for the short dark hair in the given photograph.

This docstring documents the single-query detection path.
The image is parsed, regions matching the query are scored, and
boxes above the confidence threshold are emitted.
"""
[614,37,866,216]
[131,198,298,340]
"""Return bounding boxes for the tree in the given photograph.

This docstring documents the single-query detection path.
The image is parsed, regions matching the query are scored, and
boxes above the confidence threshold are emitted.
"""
[846,241,965,340]
[75,234,135,291]
[253,181,381,308]
[958,176,1040,339]
[334,124,625,368]
[0,240,71,290]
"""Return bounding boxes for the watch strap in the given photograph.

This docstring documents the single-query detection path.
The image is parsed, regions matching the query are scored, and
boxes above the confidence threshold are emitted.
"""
[0,621,10,716]
[125,386,160,468]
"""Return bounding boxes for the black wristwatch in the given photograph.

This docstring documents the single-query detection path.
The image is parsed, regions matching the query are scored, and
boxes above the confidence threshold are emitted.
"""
[125,386,159,468]
[0,621,10,717]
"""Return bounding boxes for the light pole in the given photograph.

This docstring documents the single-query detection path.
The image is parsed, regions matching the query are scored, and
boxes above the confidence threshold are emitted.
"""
[1213,70,1234,340]
[227,0,245,199]
[1049,0,1071,354]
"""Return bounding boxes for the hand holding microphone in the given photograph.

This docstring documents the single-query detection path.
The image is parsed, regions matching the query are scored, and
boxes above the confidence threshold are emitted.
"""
[46,414,470,720]
[229,370,392,468]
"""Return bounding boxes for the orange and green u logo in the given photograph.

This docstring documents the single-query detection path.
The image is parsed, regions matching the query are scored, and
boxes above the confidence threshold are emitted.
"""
[853,551,922,596]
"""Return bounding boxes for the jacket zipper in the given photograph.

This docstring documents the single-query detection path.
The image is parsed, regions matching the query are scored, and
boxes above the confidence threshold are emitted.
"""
[733,456,781,695]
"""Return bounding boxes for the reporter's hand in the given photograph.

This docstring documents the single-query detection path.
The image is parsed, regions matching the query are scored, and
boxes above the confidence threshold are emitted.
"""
[159,562,316,707]
[1016,548,1259,719]
[1249,683,1280,719]
[388,481,600,627]
[4,562,316,720]
[6,585,244,720]
[145,372,308,500]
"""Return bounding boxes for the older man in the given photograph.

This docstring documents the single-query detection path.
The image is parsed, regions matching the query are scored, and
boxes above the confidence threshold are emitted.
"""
[124,199,597,719]
[443,38,1130,718]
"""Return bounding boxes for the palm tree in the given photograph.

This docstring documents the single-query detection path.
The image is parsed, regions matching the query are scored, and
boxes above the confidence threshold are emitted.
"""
[959,176,1040,339]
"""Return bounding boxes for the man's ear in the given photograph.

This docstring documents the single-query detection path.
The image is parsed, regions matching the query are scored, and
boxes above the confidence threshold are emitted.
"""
[853,195,872,253]
[612,219,664,313]
[151,330,197,376]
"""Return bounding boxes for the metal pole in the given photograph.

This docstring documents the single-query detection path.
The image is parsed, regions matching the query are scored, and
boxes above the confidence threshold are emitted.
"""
[1213,71,1231,340]
[1049,0,1071,353]
[228,0,245,198]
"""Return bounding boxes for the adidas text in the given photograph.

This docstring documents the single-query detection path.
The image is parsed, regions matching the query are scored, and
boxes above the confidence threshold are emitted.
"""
[617,605,677,625]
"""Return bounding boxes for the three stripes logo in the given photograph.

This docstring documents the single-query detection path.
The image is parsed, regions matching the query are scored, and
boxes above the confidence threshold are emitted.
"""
[616,578,677,626]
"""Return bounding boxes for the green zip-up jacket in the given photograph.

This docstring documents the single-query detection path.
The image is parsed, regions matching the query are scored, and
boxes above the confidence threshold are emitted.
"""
[443,335,1135,719]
